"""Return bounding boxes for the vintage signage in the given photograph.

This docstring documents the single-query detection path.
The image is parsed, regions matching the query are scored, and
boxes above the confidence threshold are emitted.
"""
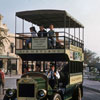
[70,74,82,85]
[16,49,64,54]
[73,51,82,61]
[32,38,47,49]
[66,50,84,61]
[66,45,83,61]
[70,45,82,53]
[70,51,74,60]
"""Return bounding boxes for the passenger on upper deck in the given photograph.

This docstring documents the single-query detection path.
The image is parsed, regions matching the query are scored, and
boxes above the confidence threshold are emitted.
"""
[48,24,56,48]
[48,24,55,37]
[38,25,47,37]
[26,26,37,48]
[30,26,38,37]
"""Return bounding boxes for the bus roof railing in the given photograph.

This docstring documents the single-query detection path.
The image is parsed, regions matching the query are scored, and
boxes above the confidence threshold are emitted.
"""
[16,9,84,28]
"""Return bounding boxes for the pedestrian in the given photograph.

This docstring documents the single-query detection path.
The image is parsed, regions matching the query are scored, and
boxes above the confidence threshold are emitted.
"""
[0,68,5,94]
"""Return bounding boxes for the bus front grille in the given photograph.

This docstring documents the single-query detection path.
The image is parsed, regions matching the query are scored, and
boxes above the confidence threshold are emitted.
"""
[19,84,34,97]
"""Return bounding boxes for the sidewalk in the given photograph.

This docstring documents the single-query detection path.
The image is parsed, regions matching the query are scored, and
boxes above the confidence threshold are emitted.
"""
[5,74,21,79]
[0,75,21,100]
[83,78,100,93]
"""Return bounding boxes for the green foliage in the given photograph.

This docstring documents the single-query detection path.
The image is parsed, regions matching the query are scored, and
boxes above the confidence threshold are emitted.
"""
[84,49,100,65]
[84,49,100,75]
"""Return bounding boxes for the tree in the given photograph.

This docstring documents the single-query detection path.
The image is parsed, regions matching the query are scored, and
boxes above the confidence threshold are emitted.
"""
[84,49,100,65]
[95,63,100,75]
[84,49,100,73]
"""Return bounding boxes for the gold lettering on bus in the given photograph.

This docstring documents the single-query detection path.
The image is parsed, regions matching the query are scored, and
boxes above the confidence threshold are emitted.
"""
[16,49,65,54]
[70,45,82,53]
[70,75,82,85]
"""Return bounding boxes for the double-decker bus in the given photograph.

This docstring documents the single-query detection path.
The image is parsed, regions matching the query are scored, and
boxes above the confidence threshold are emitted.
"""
[3,10,84,100]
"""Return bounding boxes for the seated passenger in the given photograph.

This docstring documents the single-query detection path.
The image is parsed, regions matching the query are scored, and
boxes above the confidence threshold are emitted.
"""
[48,24,55,37]
[38,25,47,37]
[35,61,41,72]
[35,66,41,72]
[26,26,37,48]
[48,24,56,48]
[22,61,28,74]
[55,32,64,49]
[47,63,60,88]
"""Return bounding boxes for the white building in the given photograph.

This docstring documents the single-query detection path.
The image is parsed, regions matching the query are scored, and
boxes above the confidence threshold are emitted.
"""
[0,14,22,75]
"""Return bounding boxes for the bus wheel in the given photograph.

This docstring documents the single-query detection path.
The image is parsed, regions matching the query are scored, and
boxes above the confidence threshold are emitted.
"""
[3,95,17,100]
[3,95,9,100]
[53,93,62,100]
[77,88,81,100]
[71,87,81,100]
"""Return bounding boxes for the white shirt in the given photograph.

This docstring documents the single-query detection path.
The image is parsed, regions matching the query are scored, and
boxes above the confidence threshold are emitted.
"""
[47,70,60,79]
[31,31,38,37]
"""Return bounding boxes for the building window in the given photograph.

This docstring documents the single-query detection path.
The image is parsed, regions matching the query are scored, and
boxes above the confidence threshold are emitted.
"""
[10,43,14,53]
[0,60,3,68]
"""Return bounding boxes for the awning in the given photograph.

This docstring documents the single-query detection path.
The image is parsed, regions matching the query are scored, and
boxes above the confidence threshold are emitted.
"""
[16,9,84,28]
[0,55,19,59]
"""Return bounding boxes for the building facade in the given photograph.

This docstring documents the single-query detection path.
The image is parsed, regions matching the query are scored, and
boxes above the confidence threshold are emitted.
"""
[0,14,22,75]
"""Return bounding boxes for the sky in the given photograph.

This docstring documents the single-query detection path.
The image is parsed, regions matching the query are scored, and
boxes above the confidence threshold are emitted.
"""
[0,0,100,56]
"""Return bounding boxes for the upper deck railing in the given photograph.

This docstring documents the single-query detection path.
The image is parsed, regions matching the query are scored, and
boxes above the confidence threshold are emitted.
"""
[15,32,84,52]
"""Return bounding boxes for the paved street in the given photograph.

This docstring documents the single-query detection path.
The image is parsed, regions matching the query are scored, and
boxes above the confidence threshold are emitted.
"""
[82,88,100,100]
[4,78,17,89]
[0,76,100,100]
[83,79,100,92]
[1,87,100,100]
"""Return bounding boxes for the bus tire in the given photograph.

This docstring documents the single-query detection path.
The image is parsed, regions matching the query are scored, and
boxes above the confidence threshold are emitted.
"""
[3,95,8,100]
[3,95,17,100]
[77,87,81,100]
[53,93,62,100]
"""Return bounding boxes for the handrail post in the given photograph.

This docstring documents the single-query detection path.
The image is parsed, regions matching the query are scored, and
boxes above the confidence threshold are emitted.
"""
[68,17,70,49]
[64,14,66,51]
[15,15,17,52]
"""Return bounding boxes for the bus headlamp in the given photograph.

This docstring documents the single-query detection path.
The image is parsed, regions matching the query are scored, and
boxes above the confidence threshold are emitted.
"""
[6,89,14,97]
[37,89,47,99]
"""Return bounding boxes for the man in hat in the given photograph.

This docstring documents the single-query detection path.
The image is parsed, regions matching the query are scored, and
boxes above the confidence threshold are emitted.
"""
[47,63,60,88]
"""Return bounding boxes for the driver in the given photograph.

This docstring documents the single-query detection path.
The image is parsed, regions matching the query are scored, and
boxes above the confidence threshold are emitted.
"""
[47,63,60,88]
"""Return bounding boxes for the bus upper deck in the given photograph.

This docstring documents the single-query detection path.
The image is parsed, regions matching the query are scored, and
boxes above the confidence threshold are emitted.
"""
[15,10,84,62]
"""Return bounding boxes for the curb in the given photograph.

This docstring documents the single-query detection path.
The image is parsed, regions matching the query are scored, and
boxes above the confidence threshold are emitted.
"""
[5,75,21,79]
[5,77,20,79]
[83,86,100,93]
